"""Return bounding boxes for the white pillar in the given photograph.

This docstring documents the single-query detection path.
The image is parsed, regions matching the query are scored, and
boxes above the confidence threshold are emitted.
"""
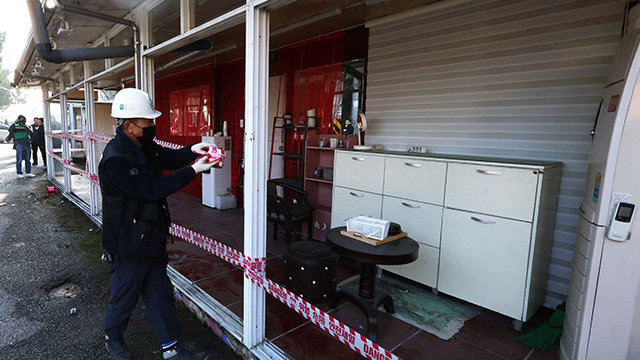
[243,2,269,347]
[42,83,54,180]
[84,61,99,216]
[104,37,114,69]
[60,94,71,194]
[69,66,76,87]
[135,6,154,94]
[180,0,196,34]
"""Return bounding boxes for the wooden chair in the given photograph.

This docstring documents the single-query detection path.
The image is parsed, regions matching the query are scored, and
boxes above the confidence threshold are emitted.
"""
[267,180,316,244]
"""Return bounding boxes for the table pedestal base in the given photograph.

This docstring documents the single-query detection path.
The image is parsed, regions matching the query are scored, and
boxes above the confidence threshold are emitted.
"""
[329,289,395,342]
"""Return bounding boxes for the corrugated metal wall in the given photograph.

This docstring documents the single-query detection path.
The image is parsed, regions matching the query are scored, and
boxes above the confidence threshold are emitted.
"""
[365,0,626,307]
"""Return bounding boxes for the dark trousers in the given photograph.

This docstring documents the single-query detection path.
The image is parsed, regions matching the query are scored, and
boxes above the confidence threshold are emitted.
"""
[32,144,46,165]
[104,253,180,344]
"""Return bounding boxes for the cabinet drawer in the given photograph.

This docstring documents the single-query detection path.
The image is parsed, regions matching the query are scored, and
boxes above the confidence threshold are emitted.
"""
[445,163,539,222]
[382,196,442,248]
[334,152,385,193]
[380,243,439,288]
[331,186,382,228]
[439,208,532,320]
[384,157,446,205]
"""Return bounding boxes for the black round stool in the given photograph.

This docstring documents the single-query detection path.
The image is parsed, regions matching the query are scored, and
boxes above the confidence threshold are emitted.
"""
[284,241,338,303]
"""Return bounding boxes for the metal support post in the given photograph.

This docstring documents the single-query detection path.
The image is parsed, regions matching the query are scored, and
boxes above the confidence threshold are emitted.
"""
[60,94,71,194]
[84,61,99,216]
[42,84,54,181]
[243,2,269,348]
[180,0,196,33]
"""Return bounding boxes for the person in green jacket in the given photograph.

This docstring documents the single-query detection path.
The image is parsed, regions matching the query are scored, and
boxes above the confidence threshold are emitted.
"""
[5,115,35,179]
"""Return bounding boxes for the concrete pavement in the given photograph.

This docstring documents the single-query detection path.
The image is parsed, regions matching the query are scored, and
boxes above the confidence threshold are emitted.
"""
[0,142,242,360]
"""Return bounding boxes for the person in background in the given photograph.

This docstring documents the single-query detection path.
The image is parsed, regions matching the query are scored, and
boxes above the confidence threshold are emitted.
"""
[5,115,35,179]
[99,88,215,360]
[31,117,46,167]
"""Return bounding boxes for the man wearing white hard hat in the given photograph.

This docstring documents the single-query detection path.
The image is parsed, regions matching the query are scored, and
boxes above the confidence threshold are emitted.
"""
[99,88,215,360]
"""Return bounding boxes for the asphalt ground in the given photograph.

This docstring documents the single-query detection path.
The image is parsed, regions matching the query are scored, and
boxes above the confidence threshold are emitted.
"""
[0,142,242,360]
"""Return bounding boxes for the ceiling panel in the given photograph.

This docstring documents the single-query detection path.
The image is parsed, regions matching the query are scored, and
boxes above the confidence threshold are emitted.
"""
[19,0,439,88]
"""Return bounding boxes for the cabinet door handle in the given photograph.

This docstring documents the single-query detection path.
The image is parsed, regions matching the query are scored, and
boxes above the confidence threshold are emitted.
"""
[470,216,496,225]
[349,192,364,198]
[404,162,422,168]
[352,157,365,161]
[402,202,420,209]
[476,169,502,175]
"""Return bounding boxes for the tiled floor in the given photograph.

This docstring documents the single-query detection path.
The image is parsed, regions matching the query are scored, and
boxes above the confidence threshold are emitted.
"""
[166,192,560,360]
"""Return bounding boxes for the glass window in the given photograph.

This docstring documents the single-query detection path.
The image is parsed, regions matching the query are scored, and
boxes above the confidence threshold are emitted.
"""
[49,102,65,188]
[110,27,134,66]
[62,71,71,90]
[149,0,180,46]
[73,62,84,83]
[194,0,245,28]
[340,61,365,129]
[89,43,106,76]
[68,104,90,205]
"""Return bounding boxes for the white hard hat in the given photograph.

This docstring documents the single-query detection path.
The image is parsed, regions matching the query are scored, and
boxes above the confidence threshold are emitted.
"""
[111,88,161,120]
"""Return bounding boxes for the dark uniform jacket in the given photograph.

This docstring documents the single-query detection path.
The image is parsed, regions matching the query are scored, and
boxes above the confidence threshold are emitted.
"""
[31,125,45,146]
[99,126,198,257]
[6,122,32,146]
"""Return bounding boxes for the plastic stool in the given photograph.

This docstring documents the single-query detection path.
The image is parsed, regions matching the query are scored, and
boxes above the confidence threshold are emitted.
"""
[284,241,338,303]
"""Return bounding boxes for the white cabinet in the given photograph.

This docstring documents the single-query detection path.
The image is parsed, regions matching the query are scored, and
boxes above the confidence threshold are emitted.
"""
[334,152,385,193]
[332,149,562,323]
[380,196,442,248]
[439,208,532,319]
[380,242,440,288]
[331,186,382,228]
[445,163,538,221]
[380,196,442,288]
[383,158,446,205]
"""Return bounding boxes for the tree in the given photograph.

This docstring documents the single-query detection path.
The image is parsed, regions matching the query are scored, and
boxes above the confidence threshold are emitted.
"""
[0,31,24,111]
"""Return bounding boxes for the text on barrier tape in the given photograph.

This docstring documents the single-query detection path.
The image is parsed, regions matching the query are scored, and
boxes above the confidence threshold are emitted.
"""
[168,223,401,360]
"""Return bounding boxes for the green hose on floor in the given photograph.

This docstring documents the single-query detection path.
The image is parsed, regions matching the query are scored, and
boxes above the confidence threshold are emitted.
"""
[517,302,565,352]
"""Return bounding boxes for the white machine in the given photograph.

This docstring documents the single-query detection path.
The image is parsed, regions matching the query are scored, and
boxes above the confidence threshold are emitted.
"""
[560,28,640,359]
[607,202,635,242]
[201,136,232,208]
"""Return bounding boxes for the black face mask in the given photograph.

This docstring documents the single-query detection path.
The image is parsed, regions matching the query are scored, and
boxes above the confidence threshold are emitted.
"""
[131,122,156,147]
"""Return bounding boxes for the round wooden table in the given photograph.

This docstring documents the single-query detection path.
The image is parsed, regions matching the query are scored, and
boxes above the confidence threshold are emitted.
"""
[327,227,419,342]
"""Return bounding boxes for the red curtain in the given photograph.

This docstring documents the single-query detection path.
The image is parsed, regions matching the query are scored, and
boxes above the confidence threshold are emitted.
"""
[279,32,345,181]
[155,64,214,197]
[169,84,211,136]
[216,60,245,202]
[292,64,343,133]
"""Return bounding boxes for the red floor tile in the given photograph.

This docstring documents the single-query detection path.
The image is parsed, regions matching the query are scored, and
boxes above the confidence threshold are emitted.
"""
[170,253,239,282]
[271,321,365,360]
[165,191,564,360]
[456,310,533,360]
[194,269,244,307]
[393,334,505,360]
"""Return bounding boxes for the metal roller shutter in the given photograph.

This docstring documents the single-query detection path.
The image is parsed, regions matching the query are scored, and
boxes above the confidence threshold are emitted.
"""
[365,0,626,307]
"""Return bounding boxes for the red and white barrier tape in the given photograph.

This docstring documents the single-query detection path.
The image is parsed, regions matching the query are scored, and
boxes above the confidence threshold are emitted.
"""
[46,131,64,139]
[49,130,185,151]
[53,148,86,153]
[86,132,113,143]
[44,134,184,191]
[47,150,100,188]
[43,130,397,359]
[168,223,400,360]
[169,223,250,268]
[154,139,184,149]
